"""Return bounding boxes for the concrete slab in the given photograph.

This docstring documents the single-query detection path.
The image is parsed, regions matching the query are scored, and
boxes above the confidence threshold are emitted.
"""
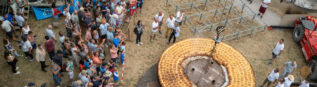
[236,0,282,25]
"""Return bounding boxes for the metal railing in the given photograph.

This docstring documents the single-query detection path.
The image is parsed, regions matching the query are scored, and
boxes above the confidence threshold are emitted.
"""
[166,0,267,41]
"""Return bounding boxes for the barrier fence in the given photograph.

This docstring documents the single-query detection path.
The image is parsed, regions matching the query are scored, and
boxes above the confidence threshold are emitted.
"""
[166,0,267,41]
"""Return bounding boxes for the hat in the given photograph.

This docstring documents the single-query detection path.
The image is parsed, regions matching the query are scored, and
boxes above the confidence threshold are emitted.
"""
[81,70,87,74]
[287,75,294,81]
[111,14,119,19]
[80,7,84,11]
[0,16,4,21]
[105,70,112,76]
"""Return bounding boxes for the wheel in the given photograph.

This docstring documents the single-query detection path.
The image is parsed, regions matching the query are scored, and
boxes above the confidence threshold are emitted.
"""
[307,55,317,81]
[293,24,305,43]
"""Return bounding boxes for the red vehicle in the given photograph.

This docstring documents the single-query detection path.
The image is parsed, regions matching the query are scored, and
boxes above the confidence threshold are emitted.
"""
[293,16,317,62]
[293,16,317,81]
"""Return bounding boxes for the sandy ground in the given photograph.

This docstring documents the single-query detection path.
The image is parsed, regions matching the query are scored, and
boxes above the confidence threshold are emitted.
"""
[0,0,308,87]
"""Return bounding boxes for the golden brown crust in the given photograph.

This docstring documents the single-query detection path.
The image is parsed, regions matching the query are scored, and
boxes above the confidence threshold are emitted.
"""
[158,38,255,87]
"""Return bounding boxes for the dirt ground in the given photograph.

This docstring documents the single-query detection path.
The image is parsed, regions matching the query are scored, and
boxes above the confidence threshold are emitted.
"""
[0,0,309,87]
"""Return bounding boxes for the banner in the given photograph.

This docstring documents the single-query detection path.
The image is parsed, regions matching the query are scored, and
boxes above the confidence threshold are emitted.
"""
[32,6,64,20]
[32,0,81,20]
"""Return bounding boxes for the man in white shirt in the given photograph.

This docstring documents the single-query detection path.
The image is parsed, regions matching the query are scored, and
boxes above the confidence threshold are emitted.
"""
[154,12,164,34]
[270,39,284,64]
[258,0,271,18]
[46,25,56,40]
[299,80,309,87]
[261,68,279,87]
[150,19,159,42]
[22,37,33,61]
[275,79,285,87]
[165,15,175,38]
[1,16,15,40]
[14,13,24,29]
[176,11,184,26]
[284,75,294,87]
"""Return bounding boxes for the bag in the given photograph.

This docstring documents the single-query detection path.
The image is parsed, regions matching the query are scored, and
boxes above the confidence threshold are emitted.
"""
[62,63,67,72]
[57,73,62,78]
[133,27,138,34]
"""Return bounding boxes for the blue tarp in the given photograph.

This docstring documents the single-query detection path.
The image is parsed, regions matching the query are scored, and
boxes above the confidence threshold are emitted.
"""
[32,0,81,20]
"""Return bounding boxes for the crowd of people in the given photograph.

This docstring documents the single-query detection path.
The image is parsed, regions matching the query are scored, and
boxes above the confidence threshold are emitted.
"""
[259,39,309,87]
[2,0,148,87]
[3,0,311,87]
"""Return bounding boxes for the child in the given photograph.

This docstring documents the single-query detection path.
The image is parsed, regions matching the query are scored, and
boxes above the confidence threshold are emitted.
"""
[120,42,126,64]
[99,49,105,61]
[66,58,74,82]
[79,59,86,72]
[110,44,118,63]
[112,68,119,83]
[108,60,115,72]
[3,39,20,57]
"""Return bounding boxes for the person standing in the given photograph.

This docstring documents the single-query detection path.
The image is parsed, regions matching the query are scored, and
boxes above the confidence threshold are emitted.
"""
[280,61,297,78]
[99,19,110,40]
[168,24,180,44]
[14,13,24,29]
[22,24,30,37]
[135,20,144,46]
[72,10,80,25]
[260,68,279,87]
[269,39,284,64]
[65,16,73,38]
[71,44,81,66]
[112,35,120,48]
[79,70,90,86]
[113,68,119,83]
[35,44,48,72]
[1,16,16,40]
[299,80,309,87]
[59,32,66,57]
[110,44,118,63]
[22,37,34,61]
[137,0,144,13]
[3,39,20,57]
[4,51,20,74]
[284,75,295,87]
[154,12,164,34]
[258,0,271,18]
[150,19,159,42]
[176,10,184,26]
[51,62,61,86]
[44,36,55,61]
[165,15,175,38]
[46,24,56,40]
[275,79,285,87]
[27,31,37,52]
[66,58,75,83]
[54,50,63,69]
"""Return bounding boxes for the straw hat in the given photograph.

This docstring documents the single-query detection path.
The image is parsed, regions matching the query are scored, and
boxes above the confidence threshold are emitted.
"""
[80,7,84,11]
[287,75,295,81]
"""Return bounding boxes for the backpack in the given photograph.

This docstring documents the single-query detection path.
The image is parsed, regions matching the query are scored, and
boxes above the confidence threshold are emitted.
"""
[133,26,138,34]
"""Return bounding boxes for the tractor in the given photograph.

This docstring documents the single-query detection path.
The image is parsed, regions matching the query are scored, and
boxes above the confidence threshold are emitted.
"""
[292,16,317,82]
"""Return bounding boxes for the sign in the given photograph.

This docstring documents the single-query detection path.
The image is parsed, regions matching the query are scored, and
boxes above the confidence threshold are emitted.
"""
[32,0,81,20]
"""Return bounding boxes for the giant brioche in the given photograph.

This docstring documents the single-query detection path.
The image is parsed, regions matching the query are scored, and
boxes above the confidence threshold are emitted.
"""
[158,38,255,87]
